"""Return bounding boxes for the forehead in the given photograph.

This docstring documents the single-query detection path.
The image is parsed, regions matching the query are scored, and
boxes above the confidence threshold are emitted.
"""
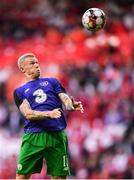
[24,57,38,64]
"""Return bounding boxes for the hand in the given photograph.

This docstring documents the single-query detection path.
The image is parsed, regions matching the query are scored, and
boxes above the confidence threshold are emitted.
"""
[49,108,61,118]
[71,96,84,113]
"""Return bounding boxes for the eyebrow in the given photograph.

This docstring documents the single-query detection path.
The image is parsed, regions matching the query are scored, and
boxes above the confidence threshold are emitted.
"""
[28,59,38,63]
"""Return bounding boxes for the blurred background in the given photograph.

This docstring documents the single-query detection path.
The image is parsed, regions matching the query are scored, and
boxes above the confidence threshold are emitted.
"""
[0,0,134,179]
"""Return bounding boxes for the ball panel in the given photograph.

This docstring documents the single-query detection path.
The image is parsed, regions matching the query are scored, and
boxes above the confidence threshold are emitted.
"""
[94,10,102,17]
[96,17,103,25]
[82,8,106,32]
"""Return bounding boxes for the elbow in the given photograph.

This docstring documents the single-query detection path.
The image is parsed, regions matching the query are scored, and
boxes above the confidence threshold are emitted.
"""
[24,111,34,120]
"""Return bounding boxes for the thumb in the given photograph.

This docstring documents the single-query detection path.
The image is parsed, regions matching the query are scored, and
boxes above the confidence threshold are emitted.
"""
[70,96,74,103]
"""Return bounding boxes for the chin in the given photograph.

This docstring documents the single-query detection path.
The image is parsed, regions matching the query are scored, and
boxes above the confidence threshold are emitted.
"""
[34,74,40,79]
[36,75,40,79]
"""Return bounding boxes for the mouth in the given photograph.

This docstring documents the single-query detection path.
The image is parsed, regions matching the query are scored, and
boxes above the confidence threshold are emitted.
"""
[37,71,40,75]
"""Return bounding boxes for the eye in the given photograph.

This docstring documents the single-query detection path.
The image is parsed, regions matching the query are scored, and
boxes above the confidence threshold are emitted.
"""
[30,62,34,65]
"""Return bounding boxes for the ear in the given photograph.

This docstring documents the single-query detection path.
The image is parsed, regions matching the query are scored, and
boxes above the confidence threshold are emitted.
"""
[20,67,25,73]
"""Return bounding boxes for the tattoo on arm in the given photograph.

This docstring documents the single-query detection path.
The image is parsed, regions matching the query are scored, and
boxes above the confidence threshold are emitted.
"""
[58,93,74,111]
[19,99,50,120]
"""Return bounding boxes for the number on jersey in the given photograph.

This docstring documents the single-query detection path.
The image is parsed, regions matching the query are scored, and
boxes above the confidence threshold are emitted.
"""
[33,89,47,103]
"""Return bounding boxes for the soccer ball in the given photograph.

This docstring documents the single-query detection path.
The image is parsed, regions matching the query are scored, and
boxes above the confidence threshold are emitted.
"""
[82,8,106,32]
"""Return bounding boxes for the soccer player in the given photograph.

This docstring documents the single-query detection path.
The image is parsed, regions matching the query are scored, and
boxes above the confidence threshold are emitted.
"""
[13,53,84,179]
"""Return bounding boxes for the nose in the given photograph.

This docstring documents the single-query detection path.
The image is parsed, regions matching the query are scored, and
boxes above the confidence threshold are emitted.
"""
[35,64,40,71]
[35,63,39,68]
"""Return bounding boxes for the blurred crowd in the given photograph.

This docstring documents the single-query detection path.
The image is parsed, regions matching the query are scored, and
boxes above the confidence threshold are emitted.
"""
[0,0,134,179]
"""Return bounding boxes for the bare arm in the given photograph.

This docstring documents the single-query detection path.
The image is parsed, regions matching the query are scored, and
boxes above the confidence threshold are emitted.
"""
[19,99,61,121]
[58,93,84,113]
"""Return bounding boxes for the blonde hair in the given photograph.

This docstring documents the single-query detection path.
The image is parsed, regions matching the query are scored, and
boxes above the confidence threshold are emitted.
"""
[17,53,35,69]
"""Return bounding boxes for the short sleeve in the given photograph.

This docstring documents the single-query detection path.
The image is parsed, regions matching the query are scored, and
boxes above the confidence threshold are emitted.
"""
[13,90,23,108]
[51,78,66,94]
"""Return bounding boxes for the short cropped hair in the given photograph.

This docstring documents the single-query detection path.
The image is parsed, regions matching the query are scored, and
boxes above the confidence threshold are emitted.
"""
[17,53,35,69]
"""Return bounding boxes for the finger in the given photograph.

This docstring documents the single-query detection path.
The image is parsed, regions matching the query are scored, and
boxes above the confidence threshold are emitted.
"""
[80,108,84,113]
[75,106,84,113]
[55,108,61,113]
[55,108,61,111]
[77,101,82,104]
[70,96,74,103]
[56,110,61,115]
[74,101,82,106]
[55,112,61,118]
[80,104,84,112]
[76,105,84,113]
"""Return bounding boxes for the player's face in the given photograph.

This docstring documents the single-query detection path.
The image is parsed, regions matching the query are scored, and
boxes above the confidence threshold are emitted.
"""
[22,57,41,79]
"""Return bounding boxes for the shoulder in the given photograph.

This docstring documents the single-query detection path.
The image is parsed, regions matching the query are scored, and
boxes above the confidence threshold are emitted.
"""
[48,77,60,83]
[13,87,24,108]
[14,86,22,95]
[14,83,28,95]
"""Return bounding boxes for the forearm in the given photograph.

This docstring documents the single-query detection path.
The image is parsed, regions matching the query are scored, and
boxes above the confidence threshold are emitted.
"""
[23,109,51,121]
[58,93,74,111]
[19,99,51,121]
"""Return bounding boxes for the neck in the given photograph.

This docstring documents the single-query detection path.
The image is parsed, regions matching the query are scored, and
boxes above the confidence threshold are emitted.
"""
[25,76,39,82]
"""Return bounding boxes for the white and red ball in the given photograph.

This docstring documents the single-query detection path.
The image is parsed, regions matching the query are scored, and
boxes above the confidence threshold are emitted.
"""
[82,8,106,32]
